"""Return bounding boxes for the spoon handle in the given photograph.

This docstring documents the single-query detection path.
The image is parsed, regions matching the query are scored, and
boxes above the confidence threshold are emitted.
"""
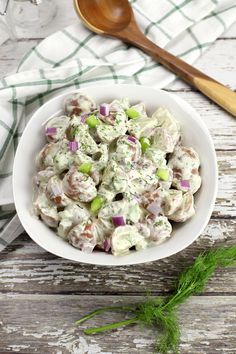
[119,27,236,117]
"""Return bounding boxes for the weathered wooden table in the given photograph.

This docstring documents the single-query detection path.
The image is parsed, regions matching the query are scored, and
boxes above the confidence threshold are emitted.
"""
[0,2,236,353]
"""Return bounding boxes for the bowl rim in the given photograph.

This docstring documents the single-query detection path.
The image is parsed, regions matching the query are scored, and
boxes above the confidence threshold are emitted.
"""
[13,84,218,266]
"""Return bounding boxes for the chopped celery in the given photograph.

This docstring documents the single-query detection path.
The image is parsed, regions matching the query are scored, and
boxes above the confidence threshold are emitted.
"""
[79,163,92,174]
[126,108,140,119]
[86,115,100,128]
[90,196,104,213]
[156,168,169,181]
[140,137,151,152]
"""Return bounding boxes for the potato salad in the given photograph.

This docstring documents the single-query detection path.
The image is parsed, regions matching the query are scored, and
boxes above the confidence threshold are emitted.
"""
[33,92,201,256]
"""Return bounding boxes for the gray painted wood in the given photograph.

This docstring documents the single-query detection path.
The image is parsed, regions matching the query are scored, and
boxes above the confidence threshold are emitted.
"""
[0,2,236,353]
[1,218,235,295]
[0,295,235,354]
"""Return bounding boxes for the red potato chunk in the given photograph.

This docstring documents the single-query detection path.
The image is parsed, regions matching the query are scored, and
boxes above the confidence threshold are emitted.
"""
[33,192,59,228]
[64,93,96,116]
[168,146,201,194]
[62,166,97,202]
[46,175,71,207]
[67,223,97,253]
[115,135,142,165]
[168,191,195,222]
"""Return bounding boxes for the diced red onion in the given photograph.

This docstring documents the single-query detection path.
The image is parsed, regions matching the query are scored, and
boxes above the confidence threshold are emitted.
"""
[112,215,126,227]
[80,114,88,123]
[133,194,141,203]
[81,243,95,253]
[147,201,161,216]
[103,238,111,252]
[68,141,79,152]
[51,184,62,196]
[127,135,136,143]
[45,127,57,135]
[99,103,110,116]
[180,180,190,188]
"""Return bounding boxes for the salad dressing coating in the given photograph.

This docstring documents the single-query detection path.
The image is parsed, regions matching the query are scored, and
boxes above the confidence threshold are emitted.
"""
[33,92,201,256]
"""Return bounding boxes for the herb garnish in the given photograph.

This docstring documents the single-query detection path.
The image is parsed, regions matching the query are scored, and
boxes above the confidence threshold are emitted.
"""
[76,245,236,353]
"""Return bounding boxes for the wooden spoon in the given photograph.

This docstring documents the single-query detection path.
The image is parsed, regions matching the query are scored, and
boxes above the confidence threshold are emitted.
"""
[74,0,236,117]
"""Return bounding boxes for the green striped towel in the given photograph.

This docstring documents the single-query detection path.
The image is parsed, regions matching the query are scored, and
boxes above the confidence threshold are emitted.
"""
[0,0,236,251]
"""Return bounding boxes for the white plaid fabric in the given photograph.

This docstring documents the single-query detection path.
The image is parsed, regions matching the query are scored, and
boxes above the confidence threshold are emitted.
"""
[0,0,236,250]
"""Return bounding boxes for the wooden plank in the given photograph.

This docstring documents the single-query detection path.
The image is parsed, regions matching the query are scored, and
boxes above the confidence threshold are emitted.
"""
[0,295,235,353]
[0,218,235,295]
[214,150,236,218]
[173,92,236,151]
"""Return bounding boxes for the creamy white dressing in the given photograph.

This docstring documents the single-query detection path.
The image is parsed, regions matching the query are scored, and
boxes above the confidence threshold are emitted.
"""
[58,203,90,239]
[33,92,201,256]
[111,225,147,256]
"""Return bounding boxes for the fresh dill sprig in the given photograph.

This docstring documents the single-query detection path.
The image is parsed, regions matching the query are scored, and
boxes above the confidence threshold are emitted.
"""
[137,298,180,353]
[75,245,236,353]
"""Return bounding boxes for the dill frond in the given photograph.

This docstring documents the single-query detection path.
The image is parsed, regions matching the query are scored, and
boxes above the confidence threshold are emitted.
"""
[75,245,236,354]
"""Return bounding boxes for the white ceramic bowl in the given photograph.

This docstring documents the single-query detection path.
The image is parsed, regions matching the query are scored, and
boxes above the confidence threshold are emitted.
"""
[13,85,218,266]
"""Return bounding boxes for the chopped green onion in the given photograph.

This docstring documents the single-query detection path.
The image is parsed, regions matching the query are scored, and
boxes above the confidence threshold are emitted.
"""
[86,115,100,128]
[126,108,140,119]
[140,137,151,152]
[156,168,169,181]
[90,196,104,213]
[78,163,92,174]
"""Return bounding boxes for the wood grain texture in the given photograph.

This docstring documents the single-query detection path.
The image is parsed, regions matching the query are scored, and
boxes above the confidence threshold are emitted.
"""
[192,77,236,117]
[0,295,235,354]
[1,217,235,295]
[175,92,236,151]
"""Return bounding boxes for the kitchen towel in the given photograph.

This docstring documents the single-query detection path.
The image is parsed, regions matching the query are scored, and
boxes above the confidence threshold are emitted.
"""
[1,0,236,250]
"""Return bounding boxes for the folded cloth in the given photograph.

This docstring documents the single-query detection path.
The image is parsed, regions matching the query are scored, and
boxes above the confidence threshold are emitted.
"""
[0,0,236,251]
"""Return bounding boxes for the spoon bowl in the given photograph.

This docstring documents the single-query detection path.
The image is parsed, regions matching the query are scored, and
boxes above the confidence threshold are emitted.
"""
[74,0,132,34]
[74,0,236,118]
